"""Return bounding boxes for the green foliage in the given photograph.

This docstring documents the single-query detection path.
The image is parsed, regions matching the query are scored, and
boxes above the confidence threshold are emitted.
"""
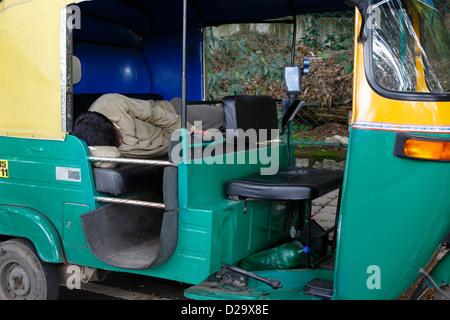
[205,13,355,101]
[205,27,289,99]
[204,12,356,143]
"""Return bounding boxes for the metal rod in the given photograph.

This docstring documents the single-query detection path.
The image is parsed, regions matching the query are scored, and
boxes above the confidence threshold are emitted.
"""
[290,15,297,66]
[88,157,175,167]
[224,265,283,290]
[187,100,222,105]
[181,0,188,129]
[95,196,166,209]
[306,200,312,268]
[287,122,292,166]
[206,19,295,27]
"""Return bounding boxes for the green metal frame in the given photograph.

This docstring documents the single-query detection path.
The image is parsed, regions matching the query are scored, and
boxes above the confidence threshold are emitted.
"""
[334,128,450,299]
[0,132,294,285]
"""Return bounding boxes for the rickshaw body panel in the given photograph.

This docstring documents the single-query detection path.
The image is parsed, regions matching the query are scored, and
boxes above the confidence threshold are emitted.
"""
[0,0,75,140]
[0,205,64,263]
[65,147,289,285]
[0,135,97,260]
[333,18,450,299]
[335,128,450,299]
[151,144,289,284]
[0,131,289,285]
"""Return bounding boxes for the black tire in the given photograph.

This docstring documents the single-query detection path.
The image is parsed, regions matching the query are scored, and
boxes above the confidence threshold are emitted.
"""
[0,238,59,300]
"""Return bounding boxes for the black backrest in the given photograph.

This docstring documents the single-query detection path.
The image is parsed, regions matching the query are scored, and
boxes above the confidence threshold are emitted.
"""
[223,95,278,142]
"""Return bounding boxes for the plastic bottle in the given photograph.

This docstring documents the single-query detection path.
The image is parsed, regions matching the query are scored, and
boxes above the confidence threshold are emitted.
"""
[238,241,310,271]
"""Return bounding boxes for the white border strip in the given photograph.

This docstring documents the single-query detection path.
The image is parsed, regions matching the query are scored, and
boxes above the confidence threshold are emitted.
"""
[353,121,450,133]
[61,7,67,133]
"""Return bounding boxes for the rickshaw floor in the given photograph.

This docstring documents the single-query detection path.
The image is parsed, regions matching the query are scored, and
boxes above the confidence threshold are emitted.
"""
[103,239,160,269]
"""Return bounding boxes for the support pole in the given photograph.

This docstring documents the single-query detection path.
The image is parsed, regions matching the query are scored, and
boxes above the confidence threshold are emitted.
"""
[181,0,188,129]
[290,15,297,67]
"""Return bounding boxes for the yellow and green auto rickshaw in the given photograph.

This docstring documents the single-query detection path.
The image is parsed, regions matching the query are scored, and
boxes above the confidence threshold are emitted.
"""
[0,0,448,300]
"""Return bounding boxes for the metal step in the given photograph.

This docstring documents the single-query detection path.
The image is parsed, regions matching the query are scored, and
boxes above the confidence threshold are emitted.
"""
[304,278,334,300]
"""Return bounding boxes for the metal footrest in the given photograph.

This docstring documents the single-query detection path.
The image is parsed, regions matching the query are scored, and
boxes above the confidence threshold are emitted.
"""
[304,278,334,300]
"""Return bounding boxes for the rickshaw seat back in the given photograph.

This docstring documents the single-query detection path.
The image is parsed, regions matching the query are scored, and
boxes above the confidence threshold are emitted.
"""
[92,163,164,195]
[223,95,278,141]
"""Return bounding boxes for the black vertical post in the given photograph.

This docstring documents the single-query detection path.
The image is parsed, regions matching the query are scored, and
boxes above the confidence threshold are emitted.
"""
[290,15,297,67]
[181,0,187,129]
[287,15,297,166]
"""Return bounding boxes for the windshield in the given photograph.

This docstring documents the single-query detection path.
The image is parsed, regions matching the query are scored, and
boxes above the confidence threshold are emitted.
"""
[370,0,449,94]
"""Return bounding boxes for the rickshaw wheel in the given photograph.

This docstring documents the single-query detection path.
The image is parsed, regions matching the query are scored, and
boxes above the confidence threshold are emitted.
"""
[0,238,59,300]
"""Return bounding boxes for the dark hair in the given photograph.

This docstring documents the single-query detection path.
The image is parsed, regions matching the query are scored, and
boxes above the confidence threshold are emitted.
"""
[72,111,119,147]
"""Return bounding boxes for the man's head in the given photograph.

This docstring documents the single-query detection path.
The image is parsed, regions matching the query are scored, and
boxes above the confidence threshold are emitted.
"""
[72,111,122,147]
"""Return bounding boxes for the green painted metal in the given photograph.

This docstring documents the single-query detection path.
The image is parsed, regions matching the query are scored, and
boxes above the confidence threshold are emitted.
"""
[131,140,291,284]
[1,125,447,299]
[141,199,288,285]
[0,132,292,285]
[334,128,450,299]
[69,140,290,285]
[0,205,64,263]
[0,135,97,262]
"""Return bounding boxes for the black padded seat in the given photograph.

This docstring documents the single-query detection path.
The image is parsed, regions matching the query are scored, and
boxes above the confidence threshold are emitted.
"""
[227,167,344,201]
[92,164,164,195]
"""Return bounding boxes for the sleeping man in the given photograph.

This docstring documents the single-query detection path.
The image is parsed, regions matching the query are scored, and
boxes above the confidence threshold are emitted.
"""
[72,93,223,161]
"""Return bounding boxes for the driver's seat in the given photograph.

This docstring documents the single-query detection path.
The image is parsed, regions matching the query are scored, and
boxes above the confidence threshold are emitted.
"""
[224,95,343,201]
[223,95,343,265]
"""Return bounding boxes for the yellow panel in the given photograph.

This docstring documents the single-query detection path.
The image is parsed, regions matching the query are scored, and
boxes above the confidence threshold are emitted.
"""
[352,10,450,132]
[0,0,75,140]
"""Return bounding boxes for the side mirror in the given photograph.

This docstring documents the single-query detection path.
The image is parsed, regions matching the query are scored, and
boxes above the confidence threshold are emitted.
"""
[284,58,309,96]
[285,66,302,95]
